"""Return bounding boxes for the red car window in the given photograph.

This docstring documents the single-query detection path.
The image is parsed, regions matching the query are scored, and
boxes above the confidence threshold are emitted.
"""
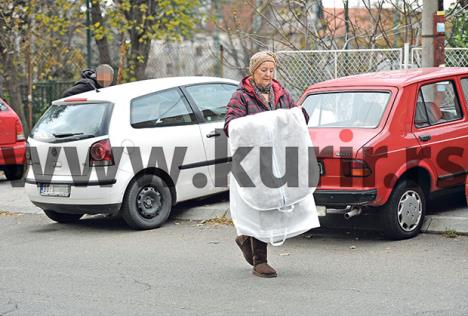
[416,81,462,127]
[461,78,468,107]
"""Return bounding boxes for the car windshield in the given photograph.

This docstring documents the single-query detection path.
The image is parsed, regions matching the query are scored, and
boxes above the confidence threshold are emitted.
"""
[31,102,113,143]
[302,91,390,128]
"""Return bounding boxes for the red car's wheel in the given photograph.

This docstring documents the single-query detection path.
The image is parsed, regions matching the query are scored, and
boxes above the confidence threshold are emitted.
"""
[381,179,426,240]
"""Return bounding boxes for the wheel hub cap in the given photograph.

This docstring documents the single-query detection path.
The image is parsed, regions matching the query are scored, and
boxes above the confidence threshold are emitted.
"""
[137,187,162,219]
[397,190,422,232]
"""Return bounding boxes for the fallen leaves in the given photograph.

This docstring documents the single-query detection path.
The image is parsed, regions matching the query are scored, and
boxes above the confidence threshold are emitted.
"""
[199,216,233,226]
[0,211,16,216]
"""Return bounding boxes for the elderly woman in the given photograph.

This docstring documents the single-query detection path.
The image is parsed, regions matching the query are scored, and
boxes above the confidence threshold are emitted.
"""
[224,51,308,278]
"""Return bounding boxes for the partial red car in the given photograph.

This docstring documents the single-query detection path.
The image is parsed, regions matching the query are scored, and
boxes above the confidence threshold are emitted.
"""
[301,68,468,239]
[0,97,26,180]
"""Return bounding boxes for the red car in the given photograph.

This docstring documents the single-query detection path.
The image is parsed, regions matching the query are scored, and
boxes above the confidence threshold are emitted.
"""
[301,68,468,239]
[0,97,26,180]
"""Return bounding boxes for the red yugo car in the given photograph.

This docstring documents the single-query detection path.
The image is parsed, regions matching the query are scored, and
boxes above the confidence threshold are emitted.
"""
[301,67,468,239]
[0,97,26,180]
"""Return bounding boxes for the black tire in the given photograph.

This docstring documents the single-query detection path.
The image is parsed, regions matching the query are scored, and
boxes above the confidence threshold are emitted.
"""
[43,210,83,223]
[4,165,24,181]
[381,179,426,240]
[121,174,172,230]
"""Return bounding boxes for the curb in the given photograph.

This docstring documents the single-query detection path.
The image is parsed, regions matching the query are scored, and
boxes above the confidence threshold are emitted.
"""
[172,202,230,221]
[173,202,468,236]
[422,215,468,236]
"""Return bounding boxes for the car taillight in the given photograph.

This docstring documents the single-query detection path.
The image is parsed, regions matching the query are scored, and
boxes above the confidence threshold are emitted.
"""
[342,159,372,177]
[16,120,25,141]
[89,139,114,166]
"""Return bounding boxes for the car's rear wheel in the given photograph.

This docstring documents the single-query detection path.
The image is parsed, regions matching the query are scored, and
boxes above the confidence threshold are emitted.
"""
[43,210,83,223]
[121,174,172,230]
[381,179,425,240]
[4,165,24,181]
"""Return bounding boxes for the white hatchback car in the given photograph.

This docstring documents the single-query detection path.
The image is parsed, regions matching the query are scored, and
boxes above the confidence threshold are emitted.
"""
[26,77,238,229]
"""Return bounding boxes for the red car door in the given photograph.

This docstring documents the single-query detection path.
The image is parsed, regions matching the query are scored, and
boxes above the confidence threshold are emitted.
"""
[411,79,468,189]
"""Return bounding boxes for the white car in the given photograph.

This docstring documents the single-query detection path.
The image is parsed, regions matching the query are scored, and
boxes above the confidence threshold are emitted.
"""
[25,77,238,229]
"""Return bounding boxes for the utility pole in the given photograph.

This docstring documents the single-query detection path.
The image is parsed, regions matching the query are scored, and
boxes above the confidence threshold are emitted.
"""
[213,0,222,77]
[422,0,445,67]
[434,0,445,66]
[86,0,92,69]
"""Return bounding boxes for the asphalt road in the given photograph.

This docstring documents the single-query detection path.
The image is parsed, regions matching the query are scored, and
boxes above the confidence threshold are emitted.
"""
[1,213,467,316]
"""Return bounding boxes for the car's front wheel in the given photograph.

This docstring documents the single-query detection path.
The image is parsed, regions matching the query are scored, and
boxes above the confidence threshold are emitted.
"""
[4,165,24,181]
[43,210,83,223]
[381,179,426,240]
[121,174,172,230]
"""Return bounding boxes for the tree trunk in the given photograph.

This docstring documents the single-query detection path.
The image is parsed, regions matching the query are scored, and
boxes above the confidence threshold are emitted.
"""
[132,41,151,80]
[3,57,30,135]
[91,1,113,66]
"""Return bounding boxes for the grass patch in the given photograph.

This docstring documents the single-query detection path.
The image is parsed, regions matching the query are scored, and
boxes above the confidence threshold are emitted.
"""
[444,228,459,238]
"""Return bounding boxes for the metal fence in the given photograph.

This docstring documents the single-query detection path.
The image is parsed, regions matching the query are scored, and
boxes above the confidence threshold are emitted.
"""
[411,48,468,68]
[276,48,404,99]
[20,81,74,125]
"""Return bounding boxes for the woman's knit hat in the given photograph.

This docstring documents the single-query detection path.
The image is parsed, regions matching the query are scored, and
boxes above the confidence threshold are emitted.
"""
[249,51,277,75]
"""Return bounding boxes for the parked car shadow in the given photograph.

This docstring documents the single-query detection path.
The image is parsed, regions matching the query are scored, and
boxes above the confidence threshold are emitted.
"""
[30,215,133,233]
[426,188,466,215]
[32,192,230,233]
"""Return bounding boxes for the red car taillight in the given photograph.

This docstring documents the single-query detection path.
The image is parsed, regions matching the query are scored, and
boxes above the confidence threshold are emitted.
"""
[89,139,114,166]
[16,120,25,141]
[342,159,372,177]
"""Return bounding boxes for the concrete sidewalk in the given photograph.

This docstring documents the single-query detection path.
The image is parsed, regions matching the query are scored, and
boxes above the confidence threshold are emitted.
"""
[1,172,467,235]
[423,196,468,235]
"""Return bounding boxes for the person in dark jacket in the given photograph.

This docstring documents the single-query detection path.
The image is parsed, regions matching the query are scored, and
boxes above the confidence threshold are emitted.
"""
[224,51,309,278]
[62,64,114,98]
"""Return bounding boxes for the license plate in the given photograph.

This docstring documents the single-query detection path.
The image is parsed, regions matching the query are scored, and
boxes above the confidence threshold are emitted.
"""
[316,205,326,217]
[39,184,70,197]
[318,161,324,175]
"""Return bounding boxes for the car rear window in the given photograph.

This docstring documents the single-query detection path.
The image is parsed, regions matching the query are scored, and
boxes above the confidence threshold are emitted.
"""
[31,102,113,143]
[302,91,390,128]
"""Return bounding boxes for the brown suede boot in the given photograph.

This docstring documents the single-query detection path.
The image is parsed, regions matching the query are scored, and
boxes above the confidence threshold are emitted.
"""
[235,235,253,266]
[251,237,277,278]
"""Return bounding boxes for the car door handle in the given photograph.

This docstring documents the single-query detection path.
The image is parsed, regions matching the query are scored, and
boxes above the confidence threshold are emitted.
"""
[419,135,431,142]
[206,131,221,138]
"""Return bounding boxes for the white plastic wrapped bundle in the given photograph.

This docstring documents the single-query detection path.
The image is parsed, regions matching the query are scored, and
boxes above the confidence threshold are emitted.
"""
[228,107,320,245]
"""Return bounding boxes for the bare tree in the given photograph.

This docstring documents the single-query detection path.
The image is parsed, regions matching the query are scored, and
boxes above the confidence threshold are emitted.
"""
[218,0,425,54]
